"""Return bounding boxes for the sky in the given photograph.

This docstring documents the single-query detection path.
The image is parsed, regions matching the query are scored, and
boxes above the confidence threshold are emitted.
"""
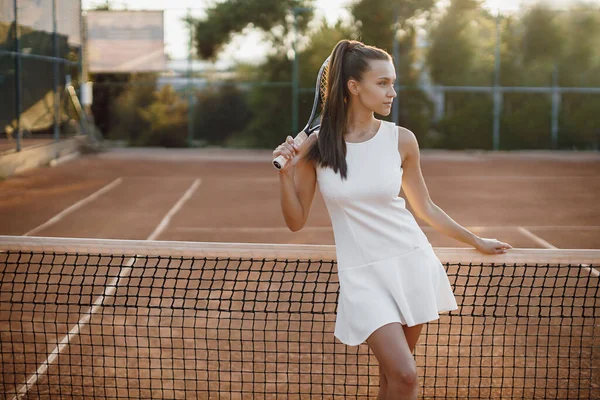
[82,0,600,63]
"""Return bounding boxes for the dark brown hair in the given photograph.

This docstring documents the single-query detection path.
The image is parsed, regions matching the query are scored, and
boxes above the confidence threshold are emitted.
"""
[302,39,392,180]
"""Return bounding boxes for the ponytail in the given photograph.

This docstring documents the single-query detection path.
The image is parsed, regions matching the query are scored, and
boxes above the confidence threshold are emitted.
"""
[302,40,391,180]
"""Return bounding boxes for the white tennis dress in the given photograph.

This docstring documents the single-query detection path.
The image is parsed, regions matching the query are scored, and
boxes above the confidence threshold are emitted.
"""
[315,119,459,346]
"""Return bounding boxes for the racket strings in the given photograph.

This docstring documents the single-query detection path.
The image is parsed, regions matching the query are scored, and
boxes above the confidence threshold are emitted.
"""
[319,65,329,108]
[313,64,329,131]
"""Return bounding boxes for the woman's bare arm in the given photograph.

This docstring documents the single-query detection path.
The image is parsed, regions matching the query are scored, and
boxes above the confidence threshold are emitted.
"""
[397,127,481,247]
[399,127,511,254]
[279,133,318,231]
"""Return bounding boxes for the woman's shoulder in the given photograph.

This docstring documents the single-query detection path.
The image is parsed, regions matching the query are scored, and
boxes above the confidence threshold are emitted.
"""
[379,120,414,139]
[377,119,399,140]
[395,125,416,141]
[378,119,397,132]
[393,125,419,164]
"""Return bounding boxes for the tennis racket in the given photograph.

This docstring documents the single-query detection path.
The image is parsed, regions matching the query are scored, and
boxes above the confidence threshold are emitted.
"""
[272,56,330,170]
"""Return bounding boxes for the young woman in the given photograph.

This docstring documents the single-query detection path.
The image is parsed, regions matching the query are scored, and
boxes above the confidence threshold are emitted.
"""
[273,39,512,400]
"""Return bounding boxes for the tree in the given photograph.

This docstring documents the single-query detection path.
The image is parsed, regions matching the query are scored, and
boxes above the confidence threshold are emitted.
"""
[350,0,435,52]
[193,0,315,60]
[426,0,485,86]
[91,1,112,11]
[241,20,355,147]
[428,1,600,150]
[106,74,156,143]
[557,7,600,148]
[425,0,496,148]
[192,0,438,147]
[139,85,188,147]
[558,8,600,87]
[521,5,564,66]
[350,0,436,139]
[193,83,252,145]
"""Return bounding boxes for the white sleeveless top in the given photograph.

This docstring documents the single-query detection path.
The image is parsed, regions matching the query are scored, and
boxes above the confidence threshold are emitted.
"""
[315,119,458,346]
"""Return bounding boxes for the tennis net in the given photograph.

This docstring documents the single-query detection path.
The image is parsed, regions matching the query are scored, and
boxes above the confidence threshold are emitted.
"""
[1,235,599,399]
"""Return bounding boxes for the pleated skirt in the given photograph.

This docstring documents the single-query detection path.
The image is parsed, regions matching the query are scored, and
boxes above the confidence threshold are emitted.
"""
[334,244,459,346]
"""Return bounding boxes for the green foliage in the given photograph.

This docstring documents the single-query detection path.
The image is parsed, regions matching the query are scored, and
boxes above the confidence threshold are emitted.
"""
[239,55,293,147]
[90,0,600,150]
[91,1,113,11]
[558,10,600,87]
[501,93,552,149]
[91,73,135,137]
[398,86,434,145]
[434,92,493,149]
[559,93,600,149]
[350,0,435,52]
[194,0,315,60]
[138,86,188,147]
[427,0,490,85]
[351,0,436,141]
[229,20,356,148]
[193,83,253,145]
[297,20,356,84]
[243,85,292,147]
[296,20,356,122]
[427,1,600,149]
[107,77,188,147]
[521,5,564,65]
[426,1,497,149]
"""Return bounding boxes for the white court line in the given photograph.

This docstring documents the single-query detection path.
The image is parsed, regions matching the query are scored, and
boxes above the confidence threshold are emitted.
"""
[174,226,332,233]
[11,258,136,400]
[518,227,558,249]
[424,176,596,180]
[423,225,560,248]
[425,225,599,276]
[147,179,201,241]
[12,178,202,400]
[516,227,600,277]
[587,266,600,277]
[419,225,600,231]
[179,225,599,233]
[24,178,123,237]
[420,226,501,231]
[518,226,600,231]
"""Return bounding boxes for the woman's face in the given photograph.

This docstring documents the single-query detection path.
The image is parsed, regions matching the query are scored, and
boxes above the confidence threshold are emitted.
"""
[348,59,397,116]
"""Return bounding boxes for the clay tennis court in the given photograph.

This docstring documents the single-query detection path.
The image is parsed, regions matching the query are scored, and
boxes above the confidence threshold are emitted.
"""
[2,148,599,247]
[1,148,599,399]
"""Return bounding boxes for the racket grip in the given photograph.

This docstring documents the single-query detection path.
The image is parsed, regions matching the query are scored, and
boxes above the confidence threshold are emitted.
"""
[272,131,308,170]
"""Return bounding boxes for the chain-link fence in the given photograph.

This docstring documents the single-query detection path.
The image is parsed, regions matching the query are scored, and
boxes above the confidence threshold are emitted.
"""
[0,0,85,156]
[70,3,600,151]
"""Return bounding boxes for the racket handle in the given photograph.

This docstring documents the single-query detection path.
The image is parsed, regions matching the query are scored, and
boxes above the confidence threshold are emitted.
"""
[272,131,308,170]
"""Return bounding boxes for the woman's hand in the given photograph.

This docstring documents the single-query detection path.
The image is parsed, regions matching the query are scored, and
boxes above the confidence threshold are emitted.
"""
[475,237,513,254]
[273,135,300,174]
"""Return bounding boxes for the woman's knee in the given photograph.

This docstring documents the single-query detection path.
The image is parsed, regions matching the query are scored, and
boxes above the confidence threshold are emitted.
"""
[367,322,420,390]
[384,361,418,388]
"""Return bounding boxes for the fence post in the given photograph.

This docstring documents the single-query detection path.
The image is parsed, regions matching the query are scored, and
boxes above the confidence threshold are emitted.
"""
[187,8,194,147]
[53,0,60,159]
[492,11,502,151]
[551,64,560,149]
[80,0,87,120]
[13,0,22,152]
[433,88,445,123]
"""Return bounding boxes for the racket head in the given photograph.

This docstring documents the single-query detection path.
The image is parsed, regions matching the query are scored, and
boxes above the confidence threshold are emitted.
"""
[272,56,329,171]
[302,56,330,135]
